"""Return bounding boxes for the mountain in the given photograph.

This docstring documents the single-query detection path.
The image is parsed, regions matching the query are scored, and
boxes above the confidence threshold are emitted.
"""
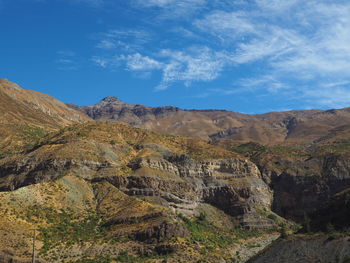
[0,79,90,155]
[0,121,281,262]
[71,96,350,146]
[0,80,280,262]
[0,79,90,125]
[1,79,350,262]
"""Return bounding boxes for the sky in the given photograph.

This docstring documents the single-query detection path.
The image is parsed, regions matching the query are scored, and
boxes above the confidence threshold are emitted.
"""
[1,0,350,113]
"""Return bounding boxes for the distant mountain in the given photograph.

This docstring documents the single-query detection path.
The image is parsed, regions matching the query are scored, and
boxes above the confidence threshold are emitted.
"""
[70,96,350,146]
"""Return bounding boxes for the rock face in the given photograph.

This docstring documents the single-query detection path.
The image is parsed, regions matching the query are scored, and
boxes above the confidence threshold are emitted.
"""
[248,235,350,263]
[0,135,273,230]
[76,96,181,126]
[263,154,350,222]
[117,155,273,229]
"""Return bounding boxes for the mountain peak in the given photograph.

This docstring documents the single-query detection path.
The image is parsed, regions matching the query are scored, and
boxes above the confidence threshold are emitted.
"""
[102,96,122,102]
[97,96,126,106]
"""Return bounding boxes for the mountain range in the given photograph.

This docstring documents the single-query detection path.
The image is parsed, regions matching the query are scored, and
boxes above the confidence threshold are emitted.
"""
[1,79,350,263]
[69,95,350,146]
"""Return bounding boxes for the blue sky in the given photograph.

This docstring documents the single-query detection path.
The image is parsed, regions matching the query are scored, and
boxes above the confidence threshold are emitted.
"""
[1,0,350,113]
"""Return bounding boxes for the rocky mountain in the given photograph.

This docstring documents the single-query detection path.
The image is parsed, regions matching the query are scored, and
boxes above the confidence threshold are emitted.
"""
[71,96,350,146]
[1,79,350,262]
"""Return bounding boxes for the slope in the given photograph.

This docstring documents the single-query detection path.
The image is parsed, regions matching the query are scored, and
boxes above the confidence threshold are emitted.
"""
[0,122,279,262]
[0,79,91,155]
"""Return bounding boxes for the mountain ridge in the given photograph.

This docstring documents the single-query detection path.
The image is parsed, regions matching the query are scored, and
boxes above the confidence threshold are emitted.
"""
[69,96,350,146]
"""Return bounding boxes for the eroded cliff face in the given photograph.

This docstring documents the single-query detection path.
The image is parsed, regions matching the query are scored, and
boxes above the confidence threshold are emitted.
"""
[265,154,350,221]
[0,139,273,230]
[225,141,350,225]
[110,154,272,229]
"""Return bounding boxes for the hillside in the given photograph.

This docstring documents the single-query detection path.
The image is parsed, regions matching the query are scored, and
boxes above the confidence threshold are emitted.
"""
[0,122,280,262]
[0,79,90,155]
[1,79,350,262]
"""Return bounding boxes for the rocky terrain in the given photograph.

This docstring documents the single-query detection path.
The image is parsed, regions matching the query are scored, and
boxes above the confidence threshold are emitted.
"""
[1,79,350,262]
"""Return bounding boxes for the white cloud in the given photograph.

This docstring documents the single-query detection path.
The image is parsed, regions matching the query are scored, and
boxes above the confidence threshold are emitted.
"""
[135,0,205,8]
[133,0,206,19]
[255,0,299,12]
[194,11,258,41]
[96,29,151,52]
[155,47,230,90]
[137,0,178,7]
[304,86,350,109]
[122,53,163,71]
[56,50,79,70]
[96,40,116,50]
[73,0,104,7]
[92,56,109,68]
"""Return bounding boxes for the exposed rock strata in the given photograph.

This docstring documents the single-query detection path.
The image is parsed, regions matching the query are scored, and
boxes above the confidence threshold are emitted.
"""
[0,143,273,229]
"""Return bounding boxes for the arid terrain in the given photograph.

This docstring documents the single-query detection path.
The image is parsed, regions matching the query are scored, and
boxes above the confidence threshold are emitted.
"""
[1,79,350,263]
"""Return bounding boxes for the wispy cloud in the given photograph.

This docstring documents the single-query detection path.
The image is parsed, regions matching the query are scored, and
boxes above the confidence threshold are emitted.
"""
[133,0,206,19]
[122,53,163,71]
[93,47,231,90]
[191,1,350,106]
[56,51,79,70]
[72,0,104,7]
[255,0,299,12]
[92,0,350,108]
[304,86,350,109]
[96,29,151,52]
[194,11,259,41]
[91,56,110,68]
[156,47,229,90]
